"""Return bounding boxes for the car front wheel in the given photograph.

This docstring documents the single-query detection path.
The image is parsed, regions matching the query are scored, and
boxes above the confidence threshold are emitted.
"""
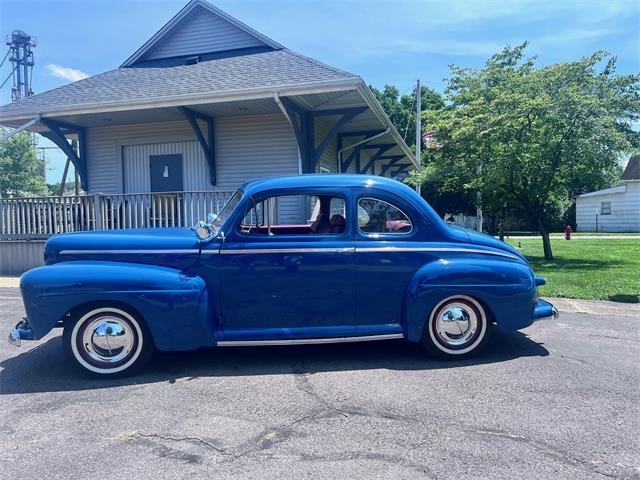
[420,295,491,358]
[63,305,153,377]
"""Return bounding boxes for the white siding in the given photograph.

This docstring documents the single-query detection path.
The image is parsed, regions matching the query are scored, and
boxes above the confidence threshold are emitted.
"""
[86,114,299,194]
[123,141,209,193]
[87,120,197,194]
[0,240,45,275]
[144,6,264,61]
[215,113,299,188]
[575,182,640,232]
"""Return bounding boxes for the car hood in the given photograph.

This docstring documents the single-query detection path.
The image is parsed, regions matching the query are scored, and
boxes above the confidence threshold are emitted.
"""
[451,226,526,261]
[44,228,204,269]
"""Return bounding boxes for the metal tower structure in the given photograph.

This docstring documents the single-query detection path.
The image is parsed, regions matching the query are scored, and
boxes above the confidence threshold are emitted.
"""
[2,30,37,101]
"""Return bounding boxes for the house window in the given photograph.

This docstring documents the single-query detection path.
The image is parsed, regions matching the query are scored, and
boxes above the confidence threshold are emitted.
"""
[601,202,611,215]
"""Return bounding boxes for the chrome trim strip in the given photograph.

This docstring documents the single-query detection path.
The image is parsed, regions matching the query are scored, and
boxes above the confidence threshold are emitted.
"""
[220,247,355,255]
[59,246,516,259]
[355,246,518,259]
[60,249,200,255]
[217,333,404,346]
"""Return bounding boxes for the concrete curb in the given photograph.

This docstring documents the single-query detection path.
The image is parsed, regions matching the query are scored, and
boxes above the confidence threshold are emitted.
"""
[545,297,640,317]
[0,277,19,288]
[505,235,640,240]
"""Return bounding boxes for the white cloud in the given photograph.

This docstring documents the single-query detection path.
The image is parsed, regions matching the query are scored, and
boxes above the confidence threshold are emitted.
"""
[44,64,89,82]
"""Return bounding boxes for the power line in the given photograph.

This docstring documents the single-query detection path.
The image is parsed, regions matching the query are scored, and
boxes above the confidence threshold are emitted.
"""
[0,66,17,90]
[403,85,417,142]
[0,49,10,70]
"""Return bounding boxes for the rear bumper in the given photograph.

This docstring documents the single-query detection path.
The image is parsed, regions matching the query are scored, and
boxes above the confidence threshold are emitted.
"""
[532,299,559,321]
[8,320,34,347]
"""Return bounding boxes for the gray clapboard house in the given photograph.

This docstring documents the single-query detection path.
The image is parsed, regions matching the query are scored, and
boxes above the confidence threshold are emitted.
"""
[0,0,417,274]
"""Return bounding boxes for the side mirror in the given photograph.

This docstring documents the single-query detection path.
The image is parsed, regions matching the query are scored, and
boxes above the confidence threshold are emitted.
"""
[194,221,213,241]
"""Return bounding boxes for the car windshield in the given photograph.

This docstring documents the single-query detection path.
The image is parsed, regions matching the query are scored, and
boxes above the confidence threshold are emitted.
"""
[211,190,242,234]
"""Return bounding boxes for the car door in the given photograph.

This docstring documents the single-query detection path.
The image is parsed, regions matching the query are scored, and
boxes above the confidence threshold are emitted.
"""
[353,188,430,336]
[218,189,356,342]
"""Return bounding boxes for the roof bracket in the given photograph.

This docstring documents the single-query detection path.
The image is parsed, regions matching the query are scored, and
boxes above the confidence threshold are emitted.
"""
[337,130,386,172]
[40,117,88,191]
[393,164,411,176]
[358,144,395,174]
[379,155,405,176]
[311,107,367,169]
[178,106,216,186]
[279,98,367,173]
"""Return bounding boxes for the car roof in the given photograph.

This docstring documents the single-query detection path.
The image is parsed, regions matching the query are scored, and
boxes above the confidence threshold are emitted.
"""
[239,174,415,197]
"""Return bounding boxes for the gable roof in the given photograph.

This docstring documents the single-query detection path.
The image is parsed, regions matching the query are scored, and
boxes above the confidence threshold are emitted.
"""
[121,0,283,67]
[622,155,640,181]
[576,185,626,198]
[0,49,359,120]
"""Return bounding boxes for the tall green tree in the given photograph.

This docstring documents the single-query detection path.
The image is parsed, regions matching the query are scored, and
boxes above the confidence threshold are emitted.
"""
[0,129,46,197]
[412,44,640,260]
[370,84,445,145]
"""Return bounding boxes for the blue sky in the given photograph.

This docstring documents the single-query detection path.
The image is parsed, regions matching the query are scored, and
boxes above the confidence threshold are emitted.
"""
[1,0,638,183]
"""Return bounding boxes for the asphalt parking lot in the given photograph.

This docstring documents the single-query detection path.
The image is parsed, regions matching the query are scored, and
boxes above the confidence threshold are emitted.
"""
[1,287,638,480]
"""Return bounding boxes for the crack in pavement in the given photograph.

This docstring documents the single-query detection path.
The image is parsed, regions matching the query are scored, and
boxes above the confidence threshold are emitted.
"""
[470,428,627,479]
[293,367,349,418]
[115,369,633,480]
[136,432,231,455]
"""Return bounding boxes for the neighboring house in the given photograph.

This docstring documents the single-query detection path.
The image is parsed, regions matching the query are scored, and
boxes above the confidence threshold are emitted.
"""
[0,0,417,274]
[575,156,640,232]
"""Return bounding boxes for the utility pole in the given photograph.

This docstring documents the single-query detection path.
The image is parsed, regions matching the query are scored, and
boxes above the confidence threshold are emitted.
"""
[476,164,483,232]
[415,79,421,195]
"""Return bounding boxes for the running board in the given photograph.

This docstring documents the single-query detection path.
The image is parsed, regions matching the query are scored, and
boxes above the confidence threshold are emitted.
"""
[217,333,404,347]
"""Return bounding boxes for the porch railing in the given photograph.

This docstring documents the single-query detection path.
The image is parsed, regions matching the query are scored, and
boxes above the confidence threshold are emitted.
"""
[0,190,235,240]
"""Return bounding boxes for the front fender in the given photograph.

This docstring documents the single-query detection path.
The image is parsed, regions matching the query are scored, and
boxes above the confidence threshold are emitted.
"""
[20,261,213,351]
[404,258,537,341]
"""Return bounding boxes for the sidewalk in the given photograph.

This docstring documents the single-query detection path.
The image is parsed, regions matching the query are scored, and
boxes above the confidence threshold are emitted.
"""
[0,277,19,288]
[507,235,639,240]
[546,297,640,317]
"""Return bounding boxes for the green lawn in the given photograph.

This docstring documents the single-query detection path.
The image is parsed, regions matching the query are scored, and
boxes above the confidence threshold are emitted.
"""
[507,231,640,237]
[506,238,640,303]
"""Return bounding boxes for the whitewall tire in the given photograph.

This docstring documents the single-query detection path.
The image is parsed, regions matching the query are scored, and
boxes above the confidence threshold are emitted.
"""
[63,306,153,376]
[420,295,491,358]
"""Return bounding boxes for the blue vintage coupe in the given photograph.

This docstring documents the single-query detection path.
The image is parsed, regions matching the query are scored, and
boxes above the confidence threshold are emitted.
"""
[10,174,557,376]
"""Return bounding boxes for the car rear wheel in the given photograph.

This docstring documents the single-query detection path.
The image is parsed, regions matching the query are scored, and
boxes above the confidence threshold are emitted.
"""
[420,295,491,358]
[63,305,153,377]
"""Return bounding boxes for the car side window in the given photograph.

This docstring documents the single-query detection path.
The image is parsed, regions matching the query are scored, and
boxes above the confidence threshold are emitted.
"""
[357,197,412,235]
[239,194,347,236]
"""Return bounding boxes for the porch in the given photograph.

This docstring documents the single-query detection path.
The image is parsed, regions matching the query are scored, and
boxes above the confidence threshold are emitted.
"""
[0,191,234,274]
[0,190,234,240]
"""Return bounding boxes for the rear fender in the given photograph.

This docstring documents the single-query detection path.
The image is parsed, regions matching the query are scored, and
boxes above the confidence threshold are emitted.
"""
[20,261,213,351]
[404,258,537,341]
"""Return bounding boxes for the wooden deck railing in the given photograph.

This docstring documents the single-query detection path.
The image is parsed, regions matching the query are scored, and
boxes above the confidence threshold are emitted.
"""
[0,190,235,240]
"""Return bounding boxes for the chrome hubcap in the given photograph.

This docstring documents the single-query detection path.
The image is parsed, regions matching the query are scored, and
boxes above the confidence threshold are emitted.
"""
[435,303,478,347]
[82,316,134,364]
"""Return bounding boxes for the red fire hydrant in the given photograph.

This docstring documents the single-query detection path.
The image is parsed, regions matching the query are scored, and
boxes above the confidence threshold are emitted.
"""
[564,225,572,240]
